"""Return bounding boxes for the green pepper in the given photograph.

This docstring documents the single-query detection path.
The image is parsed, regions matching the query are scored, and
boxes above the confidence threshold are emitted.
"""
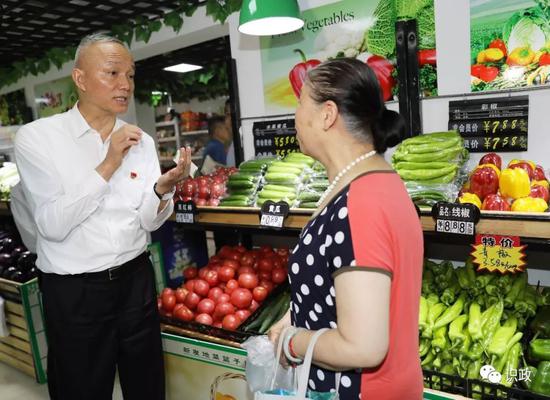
[484,283,501,297]
[523,365,537,390]
[468,302,483,341]
[501,342,521,387]
[456,266,474,290]
[488,317,518,362]
[482,300,504,350]
[531,306,550,338]
[531,361,550,395]
[432,326,448,353]
[474,273,495,289]
[426,293,440,305]
[530,339,550,362]
[467,359,482,379]
[457,331,472,367]
[419,296,428,333]
[423,302,446,339]
[496,347,511,373]
[515,285,538,317]
[422,269,435,294]
[448,314,468,347]
[504,272,527,308]
[434,294,466,330]
[419,339,430,357]
[537,287,550,306]
[421,350,436,367]
[495,274,513,294]
[467,342,484,361]
[441,280,461,306]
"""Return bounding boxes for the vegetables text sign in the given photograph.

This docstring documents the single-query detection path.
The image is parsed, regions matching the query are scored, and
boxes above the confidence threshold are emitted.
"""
[175,201,196,224]
[252,119,300,157]
[432,202,480,239]
[448,96,528,152]
[259,201,290,229]
[471,234,526,274]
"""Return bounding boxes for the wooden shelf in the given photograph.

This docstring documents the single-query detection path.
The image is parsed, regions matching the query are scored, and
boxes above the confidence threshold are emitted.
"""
[181,129,208,136]
[158,136,177,143]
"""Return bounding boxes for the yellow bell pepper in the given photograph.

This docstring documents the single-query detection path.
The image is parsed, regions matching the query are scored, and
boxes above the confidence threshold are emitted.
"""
[484,48,505,62]
[533,180,550,189]
[511,197,548,212]
[477,50,487,64]
[475,163,501,177]
[507,47,535,66]
[508,159,536,170]
[499,168,531,199]
[459,193,482,209]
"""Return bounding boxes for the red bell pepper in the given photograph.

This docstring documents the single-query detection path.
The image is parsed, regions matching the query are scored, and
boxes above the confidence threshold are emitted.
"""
[482,194,511,211]
[418,49,437,66]
[489,39,507,57]
[539,53,550,66]
[366,55,395,102]
[479,153,502,170]
[531,184,550,203]
[470,166,500,201]
[289,49,321,98]
[479,66,499,82]
[510,162,535,180]
[471,64,484,78]
[534,165,547,181]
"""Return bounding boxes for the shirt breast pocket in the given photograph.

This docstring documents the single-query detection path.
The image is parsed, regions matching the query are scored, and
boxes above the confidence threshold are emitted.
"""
[117,169,146,208]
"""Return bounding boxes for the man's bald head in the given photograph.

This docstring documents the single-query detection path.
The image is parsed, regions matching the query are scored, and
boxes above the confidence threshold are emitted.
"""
[74,33,128,68]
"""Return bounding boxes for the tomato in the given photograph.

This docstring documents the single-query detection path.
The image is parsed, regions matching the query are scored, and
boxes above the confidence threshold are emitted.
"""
[235,245,247,254]
[195,313,213,325]
[218,266,235,282]
[258,271,271,281]
[222,314,241,331]
[184,279,195,292]
[182,266,198,280]
[198,267,210,280]
[249,299,260,313]
[175,287,188,304]
[272,268,288,284]
[225,279,239,294]
[193,279,210,297]
[235,309,251,322]
[272,255,283,270]
[259,280,274,293]
[259,245,273,254]
[218,245,233,259]
[162,294,176,312]
[226,251,242,262]
[257,258,274,272]
[173,303,184,314]
[197,298,216,315]
[239,254,255,268]
[218,293,231,304]
[174,305,194,321]
[479,66,499,82]
[238,273,259,289]
[231,288,253,309]
[214,302,235,319]
[252,286,268,302]
[489,38,507,57]
[204,270,219,287]
[276,247,289,257]
[161,288,174,297]
[208,287,224,302]
[209,255,222,264]
[237,266,255,276]
[184,292,201,310]
[222,259,240,270]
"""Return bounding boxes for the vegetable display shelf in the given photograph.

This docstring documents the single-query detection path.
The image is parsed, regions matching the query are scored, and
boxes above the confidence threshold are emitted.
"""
[169,206,550,239]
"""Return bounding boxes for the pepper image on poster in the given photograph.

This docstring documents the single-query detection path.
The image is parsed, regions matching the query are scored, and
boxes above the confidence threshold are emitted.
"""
[289,49,321,98]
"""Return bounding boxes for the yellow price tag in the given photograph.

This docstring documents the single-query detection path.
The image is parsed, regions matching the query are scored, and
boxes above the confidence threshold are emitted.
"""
[471,234,526,274]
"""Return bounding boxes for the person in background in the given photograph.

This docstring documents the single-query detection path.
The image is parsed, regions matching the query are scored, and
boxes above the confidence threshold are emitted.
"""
[202,115,232,167]
[224,99,236,167]
[268,58,424,400]
[15,33,191,400]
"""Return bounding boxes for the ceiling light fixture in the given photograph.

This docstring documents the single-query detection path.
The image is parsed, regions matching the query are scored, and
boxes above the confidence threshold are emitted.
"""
[163,63,203,73]
[239,0,304,36]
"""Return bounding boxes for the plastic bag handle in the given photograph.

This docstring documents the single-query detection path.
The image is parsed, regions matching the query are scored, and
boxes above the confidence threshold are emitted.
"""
[269,326,296,390]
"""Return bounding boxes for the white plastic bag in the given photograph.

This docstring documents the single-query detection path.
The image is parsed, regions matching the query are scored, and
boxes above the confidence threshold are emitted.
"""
[242,335,295,393]
[0,296,9,337]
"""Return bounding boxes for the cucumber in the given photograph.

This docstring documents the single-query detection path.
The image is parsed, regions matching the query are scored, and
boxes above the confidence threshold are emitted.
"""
[222,195,251,202]
[271,161,305,170]
[394,161,455,171]
[228,188,256,196]
[228,172,261,182]
[299,201,318,208]
[256,197,293,207]
[258,190,297,200]
[227,180,257,190]
[259,292,289,333]
[298,191,321,202]
[266,165,303,175]
[265,172,301,183]
[308,181,329,190]
[262,184,297,193]
[219,200,251,207]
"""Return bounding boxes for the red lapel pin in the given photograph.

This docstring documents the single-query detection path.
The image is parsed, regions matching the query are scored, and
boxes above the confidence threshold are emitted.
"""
[130,171,138,179]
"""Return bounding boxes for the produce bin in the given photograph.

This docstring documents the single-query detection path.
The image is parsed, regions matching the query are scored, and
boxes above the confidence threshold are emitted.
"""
[0,276,47,383]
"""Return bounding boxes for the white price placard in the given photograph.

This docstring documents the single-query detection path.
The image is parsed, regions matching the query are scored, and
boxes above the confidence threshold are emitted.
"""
[175,212,194,224]
[260,214,284,228]
[436,219,474,235]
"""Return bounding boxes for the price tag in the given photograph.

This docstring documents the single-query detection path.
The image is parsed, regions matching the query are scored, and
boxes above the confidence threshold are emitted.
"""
[174,201,197,224]
[431,201,480,239]
[259,201,290,229]
[471,234,527,274]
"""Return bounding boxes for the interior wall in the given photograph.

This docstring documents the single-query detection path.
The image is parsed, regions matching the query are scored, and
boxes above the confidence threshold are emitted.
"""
[155,96,228,118]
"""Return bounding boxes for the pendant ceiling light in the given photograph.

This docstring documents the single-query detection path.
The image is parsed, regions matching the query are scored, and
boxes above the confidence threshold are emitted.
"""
[239,0,304,36]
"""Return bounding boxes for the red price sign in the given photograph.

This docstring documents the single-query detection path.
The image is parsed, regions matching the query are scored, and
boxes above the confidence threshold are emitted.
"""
[471,234,526,274]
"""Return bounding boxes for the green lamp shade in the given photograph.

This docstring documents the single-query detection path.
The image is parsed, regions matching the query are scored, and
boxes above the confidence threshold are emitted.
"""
[239,0,304,36]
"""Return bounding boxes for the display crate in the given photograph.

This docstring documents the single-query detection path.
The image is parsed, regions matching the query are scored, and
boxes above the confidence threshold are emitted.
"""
[0,277,47,383]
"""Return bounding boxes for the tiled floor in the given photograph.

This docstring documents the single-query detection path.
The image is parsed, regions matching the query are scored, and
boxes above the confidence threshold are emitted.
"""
[0,362,124,400]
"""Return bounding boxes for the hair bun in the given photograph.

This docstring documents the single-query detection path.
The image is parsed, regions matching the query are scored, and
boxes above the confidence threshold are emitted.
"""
[371,109,407,153]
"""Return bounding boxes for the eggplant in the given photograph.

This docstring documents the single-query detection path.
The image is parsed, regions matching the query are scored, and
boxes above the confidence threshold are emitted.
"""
[3,266,17,279]
[17,252,37,272]
[0,252,13,266]
[11,246,26,259]
[8,270,25,283]
[0,237,16,253]
[27,266,38,280]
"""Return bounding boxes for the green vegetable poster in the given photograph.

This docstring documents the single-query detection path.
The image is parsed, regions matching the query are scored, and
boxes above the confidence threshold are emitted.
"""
[470,0,550,92]
[260,0,437,114]
[34,76,78,118]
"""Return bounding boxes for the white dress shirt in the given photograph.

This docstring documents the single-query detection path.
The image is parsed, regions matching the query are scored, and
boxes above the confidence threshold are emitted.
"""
[14,104,173,274]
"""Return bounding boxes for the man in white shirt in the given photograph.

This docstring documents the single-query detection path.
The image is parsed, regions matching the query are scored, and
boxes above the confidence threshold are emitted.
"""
[15,33,190,400]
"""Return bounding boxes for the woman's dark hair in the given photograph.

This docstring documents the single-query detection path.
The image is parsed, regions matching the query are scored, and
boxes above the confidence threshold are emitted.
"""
[306,58,406,153]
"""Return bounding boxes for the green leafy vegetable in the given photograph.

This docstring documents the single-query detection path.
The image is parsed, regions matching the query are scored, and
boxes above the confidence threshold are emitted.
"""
[417,4,436,50]
[503,7,550,52]
[419,64,438,97]
[363,0,396,57]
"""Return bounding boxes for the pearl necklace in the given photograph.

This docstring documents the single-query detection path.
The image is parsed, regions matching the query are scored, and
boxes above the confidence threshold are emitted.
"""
[316,150,377,206]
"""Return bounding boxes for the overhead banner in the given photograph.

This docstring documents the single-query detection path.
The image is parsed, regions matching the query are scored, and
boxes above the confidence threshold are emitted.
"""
[34,76,78,118]
[260,0,437,114]
[470,0,550,92]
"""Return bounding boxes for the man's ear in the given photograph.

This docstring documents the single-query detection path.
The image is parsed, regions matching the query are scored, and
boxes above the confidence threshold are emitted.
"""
[72,68,86,92]
[322,100,338,131]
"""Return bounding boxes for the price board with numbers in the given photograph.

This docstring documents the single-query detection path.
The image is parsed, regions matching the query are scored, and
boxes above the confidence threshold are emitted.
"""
[252,119,300,157]
[174,201,196,224]
[259,200,290,229]
[471,234,526,274]
[431,201,480,239]
[448,96,528,152]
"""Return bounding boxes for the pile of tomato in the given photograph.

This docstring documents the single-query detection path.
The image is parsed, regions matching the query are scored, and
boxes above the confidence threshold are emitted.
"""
[158,244,289,331]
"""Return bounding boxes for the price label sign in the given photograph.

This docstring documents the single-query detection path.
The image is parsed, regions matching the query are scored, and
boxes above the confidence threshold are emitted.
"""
[174,201,197,224]
[259,201,290,229]
[471,234,526,274]
[252,119,300,157]
[431,202,480,239]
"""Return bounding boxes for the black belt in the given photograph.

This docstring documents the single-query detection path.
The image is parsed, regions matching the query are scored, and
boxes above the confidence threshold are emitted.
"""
[85,252,150,281]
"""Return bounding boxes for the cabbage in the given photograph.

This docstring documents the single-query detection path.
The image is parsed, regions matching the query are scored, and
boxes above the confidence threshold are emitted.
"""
[503,8,550,52]
[396,0,432,20]
[417,4,436,50]
[363,0,396,57]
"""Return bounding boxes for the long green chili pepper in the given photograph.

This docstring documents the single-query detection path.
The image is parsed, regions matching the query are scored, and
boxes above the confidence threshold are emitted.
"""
[501,343,521,387]
[504,273,527,308]
[423,302,446,339]
[448,314,468,347]
[434,294,466,330]
[468,302,483,341]
[482,300,504,350]
[419,339,430,357]
[468,359,482,379]
[475,273,495,289]
[488,317,518,361]
[419,296,428,333]
[432,325,449,353]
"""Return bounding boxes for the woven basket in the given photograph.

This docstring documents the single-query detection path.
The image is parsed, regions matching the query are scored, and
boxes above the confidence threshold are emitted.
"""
[210,372,247,400]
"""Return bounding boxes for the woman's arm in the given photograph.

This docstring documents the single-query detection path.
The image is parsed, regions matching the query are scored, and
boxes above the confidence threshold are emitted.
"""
[291,269,391,371]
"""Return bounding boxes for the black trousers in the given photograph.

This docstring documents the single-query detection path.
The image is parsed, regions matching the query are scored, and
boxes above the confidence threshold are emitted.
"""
[39,253,165,400]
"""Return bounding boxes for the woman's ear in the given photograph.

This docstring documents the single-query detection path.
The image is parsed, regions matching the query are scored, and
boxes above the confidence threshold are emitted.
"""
[322,100,338,131]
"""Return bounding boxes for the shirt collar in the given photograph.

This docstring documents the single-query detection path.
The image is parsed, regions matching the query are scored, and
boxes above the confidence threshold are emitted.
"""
[68,102,125,139]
